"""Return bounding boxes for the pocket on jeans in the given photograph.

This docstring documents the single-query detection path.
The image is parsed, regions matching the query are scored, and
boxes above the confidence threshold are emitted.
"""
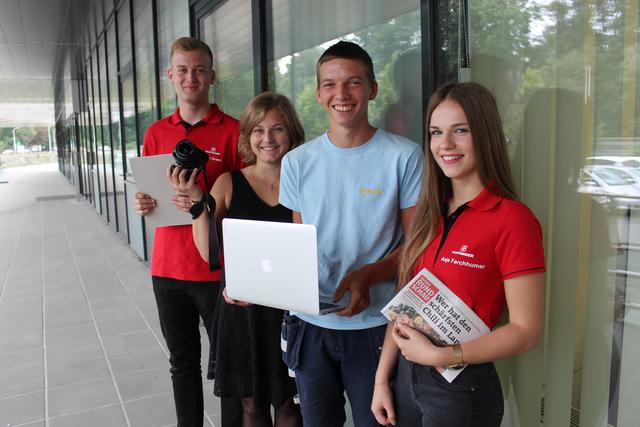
[429,363,500,393]
[281,313,306,372]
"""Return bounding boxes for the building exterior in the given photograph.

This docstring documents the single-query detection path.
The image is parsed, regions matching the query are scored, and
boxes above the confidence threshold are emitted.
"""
[52,1,640,426]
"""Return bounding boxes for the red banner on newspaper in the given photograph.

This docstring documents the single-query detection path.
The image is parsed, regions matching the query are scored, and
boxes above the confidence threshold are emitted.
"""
[409,276,439,304]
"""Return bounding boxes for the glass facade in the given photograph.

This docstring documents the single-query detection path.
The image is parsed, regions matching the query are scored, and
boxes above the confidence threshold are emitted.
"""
[201,0,254,119]
[267,0,422,143]
[449,1,640,425]
[88,53,102,215]
[133,0,157,155]
[108,20,127,238]
[52,1,640,425]
[119,0,137,176]
[156,0,189,117]
[100,34,115,227]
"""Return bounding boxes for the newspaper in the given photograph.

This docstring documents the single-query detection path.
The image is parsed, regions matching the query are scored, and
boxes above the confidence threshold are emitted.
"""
[381,268,490,382]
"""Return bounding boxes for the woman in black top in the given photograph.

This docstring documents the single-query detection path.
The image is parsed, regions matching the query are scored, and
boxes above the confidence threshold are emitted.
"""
[175,92,305,426]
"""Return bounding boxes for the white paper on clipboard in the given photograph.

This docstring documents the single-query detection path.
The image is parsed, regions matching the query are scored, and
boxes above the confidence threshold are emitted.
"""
[129,154,191,227]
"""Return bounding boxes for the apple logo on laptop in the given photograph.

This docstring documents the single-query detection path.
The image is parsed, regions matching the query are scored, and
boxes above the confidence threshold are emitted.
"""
[261,259,273,273]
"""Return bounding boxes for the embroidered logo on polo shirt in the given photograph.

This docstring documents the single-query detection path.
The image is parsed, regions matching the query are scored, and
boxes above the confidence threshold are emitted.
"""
[452,244,474,258]
[205,146,222,162]
[440,255,486,270]
[359,187,383,195]
[444,244,485,269]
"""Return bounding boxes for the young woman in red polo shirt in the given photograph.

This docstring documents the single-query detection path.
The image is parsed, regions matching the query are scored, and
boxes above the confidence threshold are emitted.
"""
[371,82,546,426]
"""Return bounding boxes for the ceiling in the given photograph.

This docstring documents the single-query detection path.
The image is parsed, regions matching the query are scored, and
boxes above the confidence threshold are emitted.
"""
[0,0,78,127]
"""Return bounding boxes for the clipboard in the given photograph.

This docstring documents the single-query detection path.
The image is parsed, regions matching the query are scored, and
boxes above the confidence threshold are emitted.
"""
[129,154,191,227]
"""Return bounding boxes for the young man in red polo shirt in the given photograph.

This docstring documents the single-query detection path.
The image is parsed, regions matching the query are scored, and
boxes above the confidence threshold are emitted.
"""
[134,37,242,427]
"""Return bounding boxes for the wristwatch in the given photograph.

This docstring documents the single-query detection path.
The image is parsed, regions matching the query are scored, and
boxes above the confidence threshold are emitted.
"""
[189,193,206,220]
[447,344,464,369]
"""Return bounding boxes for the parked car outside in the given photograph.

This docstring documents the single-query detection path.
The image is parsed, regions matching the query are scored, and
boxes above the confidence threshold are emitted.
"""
[586,156,640,169]
[578,165,640,211]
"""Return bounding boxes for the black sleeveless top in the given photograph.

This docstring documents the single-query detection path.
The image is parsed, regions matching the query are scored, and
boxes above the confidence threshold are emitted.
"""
[210,170,296,405]
[227,170,291,223]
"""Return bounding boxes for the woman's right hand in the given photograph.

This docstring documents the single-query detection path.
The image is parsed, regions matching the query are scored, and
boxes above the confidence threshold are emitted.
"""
[371,382,396,425]
[167,165,204,201]
[222,287,251,307]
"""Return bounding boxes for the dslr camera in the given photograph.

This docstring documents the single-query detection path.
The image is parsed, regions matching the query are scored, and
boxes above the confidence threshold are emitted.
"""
[171,139,208,180]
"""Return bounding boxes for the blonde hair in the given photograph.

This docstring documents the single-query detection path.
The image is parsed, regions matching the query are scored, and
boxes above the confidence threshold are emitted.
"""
[238,92,305,165]
[170,37,213,68]
[397,82,517,288]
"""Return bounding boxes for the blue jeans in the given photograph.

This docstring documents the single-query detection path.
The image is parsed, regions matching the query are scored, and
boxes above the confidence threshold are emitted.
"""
[393,355,504,426]
[153,277,242,427]
[285,318,385,427]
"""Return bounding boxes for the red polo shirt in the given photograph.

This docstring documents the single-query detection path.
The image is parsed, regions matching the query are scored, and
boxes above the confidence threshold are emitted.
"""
[414,188,545,328]
[142,104,242,282]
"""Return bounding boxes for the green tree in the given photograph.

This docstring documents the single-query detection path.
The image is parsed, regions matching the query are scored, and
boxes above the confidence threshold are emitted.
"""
[0,128,13,152]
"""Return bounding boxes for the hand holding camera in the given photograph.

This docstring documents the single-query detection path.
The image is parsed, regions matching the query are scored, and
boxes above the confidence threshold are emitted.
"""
[171,139,209,180]
[167,139,209,211]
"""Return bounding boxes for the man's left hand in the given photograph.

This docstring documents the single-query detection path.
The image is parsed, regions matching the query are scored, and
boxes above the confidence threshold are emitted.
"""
[333,266,373,317]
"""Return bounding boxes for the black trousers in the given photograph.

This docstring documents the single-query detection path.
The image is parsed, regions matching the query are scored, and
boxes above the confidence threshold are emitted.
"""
[153,276,242,427]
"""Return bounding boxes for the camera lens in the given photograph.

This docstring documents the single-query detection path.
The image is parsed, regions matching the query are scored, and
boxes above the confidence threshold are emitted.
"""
[176,140,194,156]
[171,139,208,175]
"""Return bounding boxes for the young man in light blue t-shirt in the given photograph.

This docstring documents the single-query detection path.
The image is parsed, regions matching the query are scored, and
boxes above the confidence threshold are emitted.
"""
[279,41,423,427]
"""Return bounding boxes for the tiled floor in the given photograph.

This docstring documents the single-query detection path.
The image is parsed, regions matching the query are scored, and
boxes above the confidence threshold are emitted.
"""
[0,164,221,426]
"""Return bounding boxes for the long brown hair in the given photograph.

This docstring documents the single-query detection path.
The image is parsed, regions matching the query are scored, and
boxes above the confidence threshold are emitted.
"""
[397,82,517,288]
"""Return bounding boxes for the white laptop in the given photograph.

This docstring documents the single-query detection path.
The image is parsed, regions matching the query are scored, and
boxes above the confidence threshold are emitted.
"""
[222,218,342,315]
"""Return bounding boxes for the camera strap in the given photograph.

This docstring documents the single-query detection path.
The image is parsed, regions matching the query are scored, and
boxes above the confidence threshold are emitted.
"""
[202,173,221,272]
[207,193,221,271]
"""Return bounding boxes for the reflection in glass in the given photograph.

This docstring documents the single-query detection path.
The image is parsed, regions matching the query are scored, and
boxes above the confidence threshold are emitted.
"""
[89,53,102,215]
[133,0,157,154]
[120,0,137,179]
[202,0,254,119]
[462,0,640,425]
[80,65,93,204]
[156,0,188,117]
[98,39,111,221]
[266,0,421,143]
[107,22,125,235]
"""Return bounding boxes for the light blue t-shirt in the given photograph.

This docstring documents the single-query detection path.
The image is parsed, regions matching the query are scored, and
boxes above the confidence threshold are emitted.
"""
[279,129,424,329]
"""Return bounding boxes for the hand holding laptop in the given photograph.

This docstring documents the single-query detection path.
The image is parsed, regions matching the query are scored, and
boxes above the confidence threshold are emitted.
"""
[222,287,250,307]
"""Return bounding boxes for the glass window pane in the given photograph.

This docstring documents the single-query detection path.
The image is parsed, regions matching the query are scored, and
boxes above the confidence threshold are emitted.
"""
[92,46,107,216]
[156,0,188,117]
[461,1,640,425]
[107,23,122,232]
[112,2,132,240]
[88,55,100,212]
[119,0,137,175]
[133,0,157,154]
[99,36,113,222]
[266,0,422,143]
[202,0,254,119]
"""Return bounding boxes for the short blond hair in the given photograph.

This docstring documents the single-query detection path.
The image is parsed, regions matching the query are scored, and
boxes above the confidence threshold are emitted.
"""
[238,92,305,165]
[170,37,213,68]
